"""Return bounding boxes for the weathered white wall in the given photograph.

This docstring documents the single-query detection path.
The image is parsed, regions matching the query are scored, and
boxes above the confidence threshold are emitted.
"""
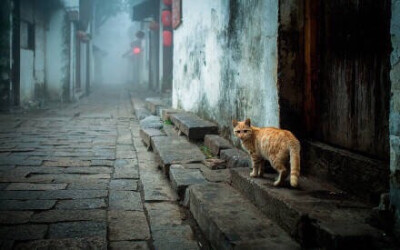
[46,9,68,101]
[19,0,35,105]
[20,49,34,104]
[173,0,279,138]
[93,11,136,85]
[34,10,46,101]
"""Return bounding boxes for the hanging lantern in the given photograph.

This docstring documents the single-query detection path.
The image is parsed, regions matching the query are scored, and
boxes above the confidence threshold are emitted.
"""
[163,0,172,5]
[163,30,172,47]
[133,46,141,54]
[162,10,172,27]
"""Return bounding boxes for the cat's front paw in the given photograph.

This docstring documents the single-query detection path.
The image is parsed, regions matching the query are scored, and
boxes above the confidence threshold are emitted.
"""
[250,171,258,178]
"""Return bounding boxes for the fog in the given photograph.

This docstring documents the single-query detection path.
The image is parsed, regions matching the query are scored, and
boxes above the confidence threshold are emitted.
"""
[93,10,138,85]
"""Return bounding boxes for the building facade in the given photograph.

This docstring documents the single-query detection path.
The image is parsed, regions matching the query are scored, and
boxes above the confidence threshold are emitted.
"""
[0,0,94,110]
[172,0,400,238]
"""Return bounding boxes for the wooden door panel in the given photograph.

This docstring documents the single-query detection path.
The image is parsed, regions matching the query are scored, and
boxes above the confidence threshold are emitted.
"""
[306,0,390,160]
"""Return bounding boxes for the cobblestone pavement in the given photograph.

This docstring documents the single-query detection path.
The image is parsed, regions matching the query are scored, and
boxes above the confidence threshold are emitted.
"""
[0,85,194,249]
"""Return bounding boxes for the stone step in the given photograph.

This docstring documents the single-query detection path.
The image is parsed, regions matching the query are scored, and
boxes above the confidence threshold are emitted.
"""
[160,108,184,121]
[303,140,388,203]
[169,164,207,200]
[230,168,387,249]
[204,135,233,156]
[169,113,218,140]
[139,116,163,130]
[139,128,166,150]
[189,183,300,250]
[220,148,250,168]
[131,97,152,121]
[151,136,205,176]
[145,97,166,115]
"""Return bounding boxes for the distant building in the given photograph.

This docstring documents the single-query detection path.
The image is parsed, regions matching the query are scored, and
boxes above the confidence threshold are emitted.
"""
[0,0,94,110]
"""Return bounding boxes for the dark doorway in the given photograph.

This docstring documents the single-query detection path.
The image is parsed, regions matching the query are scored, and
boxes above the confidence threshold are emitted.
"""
[304,0,391,161]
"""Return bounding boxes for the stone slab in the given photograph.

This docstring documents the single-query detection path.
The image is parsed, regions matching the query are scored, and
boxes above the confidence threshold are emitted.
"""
[202,158,227,170]
[199,164,231,183]
[0,200,56,210]
[38,190,108,200]
[303,140,388,203]
[48,221,107,239]
[140,167,179,201]
[162,124,181,137]
[140,115,163,129]
[160,108,183,121]
[15,166,113,175]
[204,134,233,156]
[151,136,205,175]
[108,211,150,241]
[5,183,67,191]
[30,210,106,223]
[67,180,109,190]
[110,179,138,191]
[139,128,166,149]
[134,107,152,121]
[220,148,250,168]
[113,166,139,179]
[169,113,218,140]
[145,97,166,115]
[0,211,33,224]
[0,191,44,200]
[169,165,207,199]
[145,202,184,231]
[231,168,384,248]
[189,183,300,250]
[0,224,48,240]
[109,241,149,250]
[109,190,143,211]
[55,198,107,210]
[145,202,199,250]
[152,225,199,250]
[14,237,107,250]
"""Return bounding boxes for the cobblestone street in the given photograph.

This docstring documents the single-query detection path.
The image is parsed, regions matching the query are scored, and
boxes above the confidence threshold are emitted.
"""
[0,85,197,249]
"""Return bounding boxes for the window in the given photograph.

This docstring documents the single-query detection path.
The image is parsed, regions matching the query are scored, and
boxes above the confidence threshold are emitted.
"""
[20,21,34,50]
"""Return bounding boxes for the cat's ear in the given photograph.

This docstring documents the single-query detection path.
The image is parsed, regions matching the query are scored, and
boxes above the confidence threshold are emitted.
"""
[245,118,251,126]
[232,119,238,127]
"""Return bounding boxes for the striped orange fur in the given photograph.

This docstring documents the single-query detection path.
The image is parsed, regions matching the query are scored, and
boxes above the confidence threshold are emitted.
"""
[232,118,301,187]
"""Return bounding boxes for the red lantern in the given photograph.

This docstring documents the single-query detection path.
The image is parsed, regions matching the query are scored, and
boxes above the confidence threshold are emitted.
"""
[163,31,172,47]
[163,0,172,5]
[133,47,141,54]
[162,10,172,27]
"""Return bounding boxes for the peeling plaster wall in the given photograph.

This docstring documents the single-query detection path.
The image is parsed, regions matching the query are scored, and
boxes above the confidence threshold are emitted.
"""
[390,0,400,238]
[173,0,279,140]
[45,9,69,101]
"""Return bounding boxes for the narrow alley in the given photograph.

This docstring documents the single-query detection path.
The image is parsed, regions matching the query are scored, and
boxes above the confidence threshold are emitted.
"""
[1,0,400,249]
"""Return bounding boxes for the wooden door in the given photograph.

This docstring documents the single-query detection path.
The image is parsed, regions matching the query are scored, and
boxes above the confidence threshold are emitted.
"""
[304,0,391,160]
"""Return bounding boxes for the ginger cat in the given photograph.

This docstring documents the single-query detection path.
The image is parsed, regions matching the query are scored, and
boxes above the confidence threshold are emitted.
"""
[232,118,301,187]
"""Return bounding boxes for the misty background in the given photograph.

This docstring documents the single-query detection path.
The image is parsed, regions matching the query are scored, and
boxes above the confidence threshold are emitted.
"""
[93,0,141,85]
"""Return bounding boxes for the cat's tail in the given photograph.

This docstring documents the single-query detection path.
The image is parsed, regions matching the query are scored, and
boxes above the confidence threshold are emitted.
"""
[289,142,301,188]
